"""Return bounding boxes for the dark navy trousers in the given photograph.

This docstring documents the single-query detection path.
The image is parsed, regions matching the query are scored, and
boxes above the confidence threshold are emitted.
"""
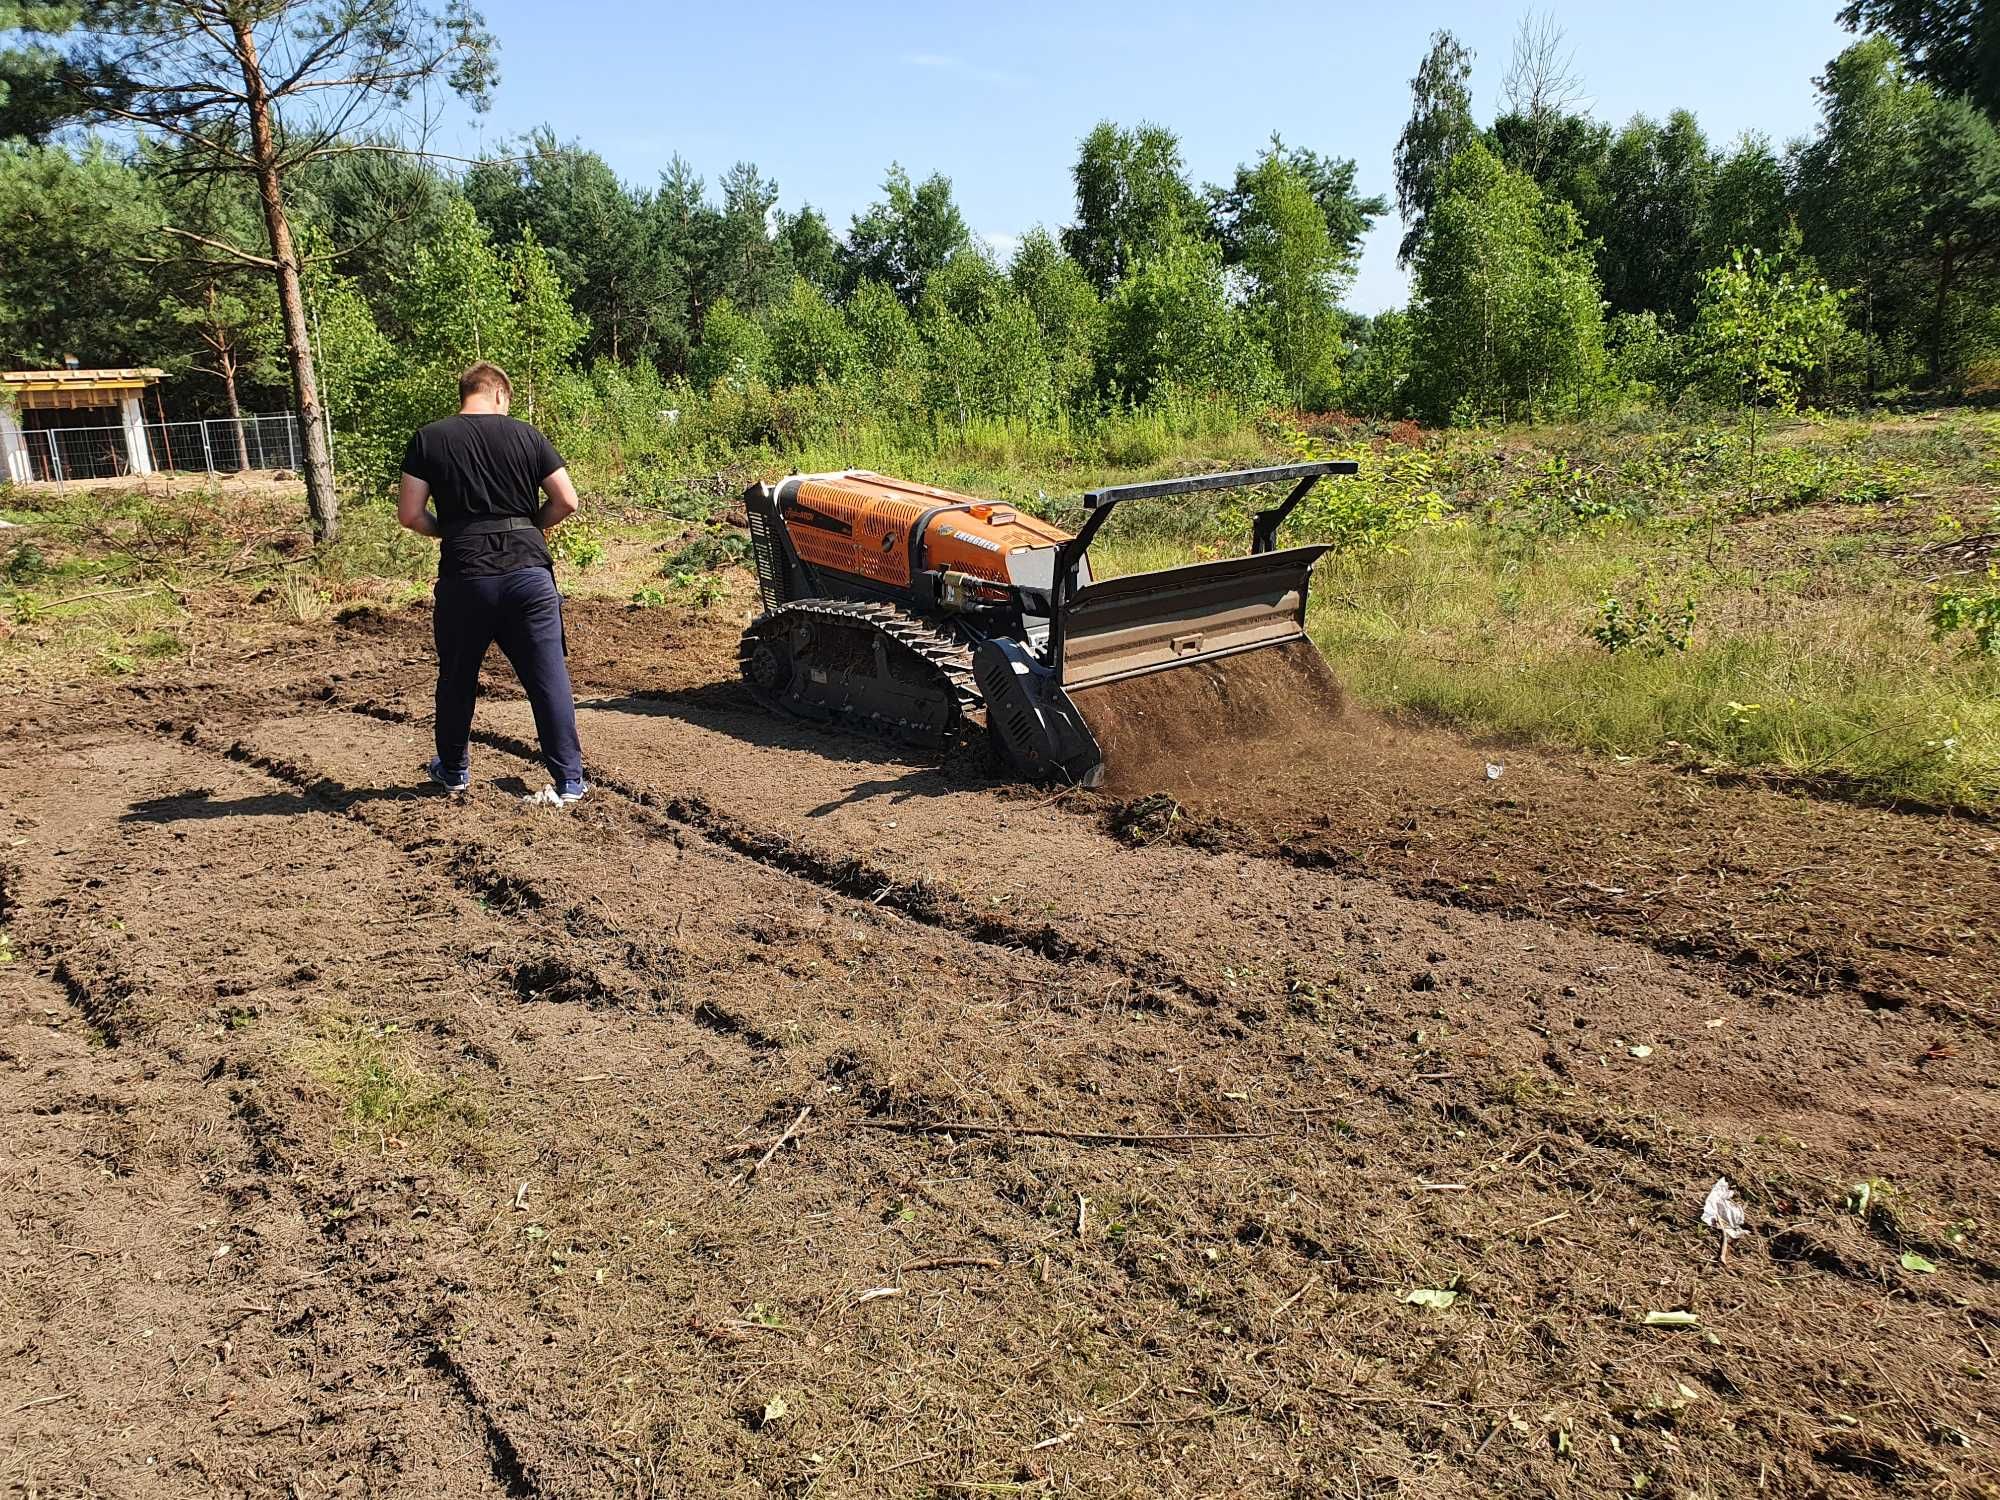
[433,566,584,790]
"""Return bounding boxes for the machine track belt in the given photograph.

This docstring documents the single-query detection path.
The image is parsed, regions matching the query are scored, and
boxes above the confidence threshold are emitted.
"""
[738,598,982,753]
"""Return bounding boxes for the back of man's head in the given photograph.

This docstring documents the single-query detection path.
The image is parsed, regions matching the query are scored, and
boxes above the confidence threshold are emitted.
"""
[459,361,513,409]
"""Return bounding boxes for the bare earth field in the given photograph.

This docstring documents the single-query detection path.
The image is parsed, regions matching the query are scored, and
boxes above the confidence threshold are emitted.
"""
[1,597,1996,1499]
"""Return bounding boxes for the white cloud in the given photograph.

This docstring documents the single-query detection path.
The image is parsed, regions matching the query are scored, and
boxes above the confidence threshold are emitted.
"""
[981,230,1022,264]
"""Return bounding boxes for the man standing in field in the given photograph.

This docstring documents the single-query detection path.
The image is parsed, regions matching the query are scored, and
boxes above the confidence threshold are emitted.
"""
[397,361,589,804]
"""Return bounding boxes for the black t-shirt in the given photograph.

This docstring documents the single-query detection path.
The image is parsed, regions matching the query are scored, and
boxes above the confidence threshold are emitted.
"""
[401,413,565,579]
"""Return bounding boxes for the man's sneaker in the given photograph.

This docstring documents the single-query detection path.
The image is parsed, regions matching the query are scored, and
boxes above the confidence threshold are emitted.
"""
[425,757,470,793]
[523,782,589,807]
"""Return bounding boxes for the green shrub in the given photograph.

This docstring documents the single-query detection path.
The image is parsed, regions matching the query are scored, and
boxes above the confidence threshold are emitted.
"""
[1932,568,2000,656]
[1589,588,1698,656]
[1509,454,1650,535]
[549,515,606,570]
[1255,425,1448,556]
[662,530,749,573]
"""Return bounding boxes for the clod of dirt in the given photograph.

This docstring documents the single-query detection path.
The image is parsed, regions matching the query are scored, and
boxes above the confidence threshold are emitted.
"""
[1106,793,1180,846]
[334,604,392,632]
[508,954,626,1009]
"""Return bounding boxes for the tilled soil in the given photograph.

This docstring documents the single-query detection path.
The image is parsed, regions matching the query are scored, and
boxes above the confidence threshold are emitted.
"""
[1,598,1995,1499]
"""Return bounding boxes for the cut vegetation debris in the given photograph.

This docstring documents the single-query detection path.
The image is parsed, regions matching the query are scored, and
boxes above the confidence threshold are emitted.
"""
[1641,1311,1702,1329]
[1701,1178,1749,1252]
[1403,1287,1461,1310]
[1,434,1996,1498]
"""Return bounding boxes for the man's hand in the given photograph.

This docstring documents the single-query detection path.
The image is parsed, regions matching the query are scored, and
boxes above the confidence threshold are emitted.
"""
[398,473,442,538]
[536,467,581,530]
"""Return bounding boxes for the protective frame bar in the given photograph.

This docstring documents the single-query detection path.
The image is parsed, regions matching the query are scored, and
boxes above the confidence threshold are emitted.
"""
[1049,460,1358,677]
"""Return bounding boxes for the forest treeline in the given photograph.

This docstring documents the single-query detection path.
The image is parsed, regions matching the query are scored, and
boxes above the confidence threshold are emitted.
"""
[3,4,1998,506]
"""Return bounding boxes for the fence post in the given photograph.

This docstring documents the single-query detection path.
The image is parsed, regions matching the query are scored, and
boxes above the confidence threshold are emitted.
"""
[199,420,216,476]
[44,431,65,496]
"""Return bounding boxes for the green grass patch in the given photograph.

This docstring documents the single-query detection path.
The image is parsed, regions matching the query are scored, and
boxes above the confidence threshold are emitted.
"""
[294,1017,487,1155]
[1309,527,1998,807]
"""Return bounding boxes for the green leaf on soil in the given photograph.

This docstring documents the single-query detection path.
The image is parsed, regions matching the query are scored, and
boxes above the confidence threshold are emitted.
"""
[1404,1287,1458,1309]
[1900,1252,1937,1274]
[1642,1310,1699,1328]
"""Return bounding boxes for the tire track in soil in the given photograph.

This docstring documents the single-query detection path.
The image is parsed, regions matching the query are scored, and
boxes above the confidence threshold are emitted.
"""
[449,687,1997,1186]
[112,729,791,1496]
[15,723,854,1495]
[556,606,1996,1027]
[244,696,2000,1497]
[335,688,1997,1202]
[163,713,1447,1495]
[9,653,2000,1493]
[190,710,1598,1495]
[309,686,2000,1250]
[8,724,816,1496]
[348,688,1999,1222]
[0,743,523,1498]
[334,696,1214,1011]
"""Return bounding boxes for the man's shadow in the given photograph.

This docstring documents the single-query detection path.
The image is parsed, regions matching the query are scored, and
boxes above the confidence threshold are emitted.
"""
[580,680,1001,815]
[120,782,455,825]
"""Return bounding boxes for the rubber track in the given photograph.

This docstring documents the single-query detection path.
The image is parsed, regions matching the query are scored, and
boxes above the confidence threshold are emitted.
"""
[737,598,982,752]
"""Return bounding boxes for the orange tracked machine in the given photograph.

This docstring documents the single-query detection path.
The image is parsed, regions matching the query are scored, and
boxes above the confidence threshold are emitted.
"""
[739,463,1357,785]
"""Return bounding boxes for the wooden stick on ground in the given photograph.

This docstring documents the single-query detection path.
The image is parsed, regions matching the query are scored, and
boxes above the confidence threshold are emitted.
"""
[854,1119,1275,1147]
[734,1105,811,1186]
[20,582,166,616]
[721,1115,1277,1165]
[1270,1273,1318,1320]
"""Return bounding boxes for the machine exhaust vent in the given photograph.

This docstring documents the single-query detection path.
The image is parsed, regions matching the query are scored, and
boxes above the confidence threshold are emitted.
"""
[746,502,787,611]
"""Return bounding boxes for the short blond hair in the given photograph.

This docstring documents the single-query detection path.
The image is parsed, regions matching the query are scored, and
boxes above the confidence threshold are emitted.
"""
[458,361,512,401]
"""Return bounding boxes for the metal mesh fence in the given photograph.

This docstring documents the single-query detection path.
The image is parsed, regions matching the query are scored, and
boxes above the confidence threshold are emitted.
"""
[8,414,301,483]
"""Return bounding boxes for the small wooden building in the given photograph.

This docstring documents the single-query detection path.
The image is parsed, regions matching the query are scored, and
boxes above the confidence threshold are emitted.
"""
[1,367,166,482]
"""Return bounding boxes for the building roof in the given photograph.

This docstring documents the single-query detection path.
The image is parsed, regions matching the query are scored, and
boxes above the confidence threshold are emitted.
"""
[4,368,166,391]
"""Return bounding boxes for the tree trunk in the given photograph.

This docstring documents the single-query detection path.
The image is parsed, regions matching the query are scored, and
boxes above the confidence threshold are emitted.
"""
[1928,246,1956,390]
[222,348,249,469]
[231,12,338,543]
[207,285,250,469]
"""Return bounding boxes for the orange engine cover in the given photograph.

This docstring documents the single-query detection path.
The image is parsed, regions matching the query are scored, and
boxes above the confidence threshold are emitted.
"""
[777,472,1071,591]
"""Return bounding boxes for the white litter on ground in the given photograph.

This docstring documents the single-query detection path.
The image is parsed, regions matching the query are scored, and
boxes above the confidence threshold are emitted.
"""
[1702,1178,1748,1241]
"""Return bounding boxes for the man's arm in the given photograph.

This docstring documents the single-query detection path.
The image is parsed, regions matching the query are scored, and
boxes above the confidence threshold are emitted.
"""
[536,467,580,530]
[398,473,442,539]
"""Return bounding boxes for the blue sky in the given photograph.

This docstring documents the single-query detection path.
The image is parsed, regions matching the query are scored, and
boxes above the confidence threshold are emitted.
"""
[439,0,1855,312]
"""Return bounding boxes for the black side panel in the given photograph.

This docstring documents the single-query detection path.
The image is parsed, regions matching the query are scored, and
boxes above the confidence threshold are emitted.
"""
[972,637,1103,786]
[744,482,816,611]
